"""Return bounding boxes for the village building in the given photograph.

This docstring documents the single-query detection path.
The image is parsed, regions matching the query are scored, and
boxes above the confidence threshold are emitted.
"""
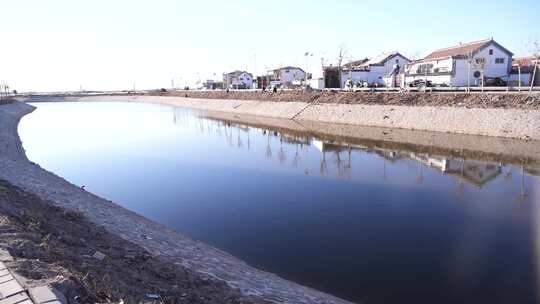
[223,71,253,89]
[404,38,514,87]
[341,52,410,88]
[259,66,307,88]
[203,79,224,90]
[510,56,540,87]
[323,53,409,89]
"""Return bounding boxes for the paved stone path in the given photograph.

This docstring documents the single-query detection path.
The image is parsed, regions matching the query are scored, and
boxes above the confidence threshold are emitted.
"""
[0,250,63,304]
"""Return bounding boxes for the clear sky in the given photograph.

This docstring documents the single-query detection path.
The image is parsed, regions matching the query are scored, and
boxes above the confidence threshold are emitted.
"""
[1,0,539,92]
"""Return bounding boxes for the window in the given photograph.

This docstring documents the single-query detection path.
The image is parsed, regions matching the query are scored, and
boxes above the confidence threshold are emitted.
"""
[285,70,290,73]
[395,59,399,64]
[495,58,505,64]
[489,49,493,55]
[475,58,485,64]
[416,63,434,74]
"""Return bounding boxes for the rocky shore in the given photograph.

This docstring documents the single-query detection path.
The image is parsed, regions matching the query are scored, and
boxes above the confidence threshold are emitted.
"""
[0,102,354,303]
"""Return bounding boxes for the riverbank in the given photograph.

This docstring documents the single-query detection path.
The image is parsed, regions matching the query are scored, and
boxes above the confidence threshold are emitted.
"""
[153,90,540,110]
[18,94,540,140]
[0,180,265,304]
[0,102,353,303]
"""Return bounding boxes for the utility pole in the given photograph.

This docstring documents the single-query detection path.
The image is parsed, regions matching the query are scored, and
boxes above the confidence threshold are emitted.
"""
[467,51,471,92]
[518,64,521,91]
[531,60,538,92]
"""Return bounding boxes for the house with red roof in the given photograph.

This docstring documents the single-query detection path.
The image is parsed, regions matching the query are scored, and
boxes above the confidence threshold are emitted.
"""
[404,38,514,87]
[510,56,540,87]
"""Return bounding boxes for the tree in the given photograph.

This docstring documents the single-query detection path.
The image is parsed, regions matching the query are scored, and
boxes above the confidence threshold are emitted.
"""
[530,39,539,91]
[337,45,348,89]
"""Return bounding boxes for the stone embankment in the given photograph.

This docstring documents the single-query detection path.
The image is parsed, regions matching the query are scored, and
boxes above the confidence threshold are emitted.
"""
[1,102,353,303]
[27,94,538,141]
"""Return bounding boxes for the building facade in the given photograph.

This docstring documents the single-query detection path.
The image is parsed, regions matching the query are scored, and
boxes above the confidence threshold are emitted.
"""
[223,71,254,89]
[404,38,514,87]
[342,52,410,88]
[270,66,306,87]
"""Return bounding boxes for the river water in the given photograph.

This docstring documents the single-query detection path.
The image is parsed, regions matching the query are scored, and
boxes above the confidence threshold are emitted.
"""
[19,101,540,304]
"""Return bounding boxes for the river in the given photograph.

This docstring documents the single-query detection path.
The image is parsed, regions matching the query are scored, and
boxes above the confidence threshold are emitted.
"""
[18,101,540,304]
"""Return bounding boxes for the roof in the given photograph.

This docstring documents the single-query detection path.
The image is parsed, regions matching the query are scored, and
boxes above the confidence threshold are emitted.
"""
[513,56,540,67]
[363,52,410,66]
[343,52,410,70]
[343,58,369,68]
[423,38,514,60]
[273,66,305,73]
[225,70,253,77]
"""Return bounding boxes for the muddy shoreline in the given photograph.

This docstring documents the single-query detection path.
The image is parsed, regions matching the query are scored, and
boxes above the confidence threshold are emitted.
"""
[0,102,354,303]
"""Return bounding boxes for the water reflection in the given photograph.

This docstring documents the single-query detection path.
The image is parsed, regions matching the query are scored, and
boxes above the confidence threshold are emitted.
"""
[173,107,534,197]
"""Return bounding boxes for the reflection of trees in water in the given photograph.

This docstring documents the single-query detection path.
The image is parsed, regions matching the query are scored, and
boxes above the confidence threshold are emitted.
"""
[334,147,352,180]
[178,115,530,195]
[320,151,327,176]
[265,133,272,159]
[247,130,250,151]
[278,137,286,164]
[292,144,301,167]
[455,158,465,196]
[237,129,243,148]
[520,166,528,201]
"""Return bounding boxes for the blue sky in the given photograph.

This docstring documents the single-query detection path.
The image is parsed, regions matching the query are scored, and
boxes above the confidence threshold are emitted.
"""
[1,0,538,92]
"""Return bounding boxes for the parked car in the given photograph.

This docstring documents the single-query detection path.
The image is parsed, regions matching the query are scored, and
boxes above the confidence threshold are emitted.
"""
[409,79,433,88]
[484,77,507,87]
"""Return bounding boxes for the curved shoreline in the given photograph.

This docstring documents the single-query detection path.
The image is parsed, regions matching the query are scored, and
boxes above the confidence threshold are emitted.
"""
[0,102,354,303]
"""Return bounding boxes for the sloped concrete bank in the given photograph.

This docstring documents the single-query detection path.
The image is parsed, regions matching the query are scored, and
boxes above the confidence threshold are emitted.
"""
[150,96,540,140]
[20,95,540,140]
[0,102,353,304]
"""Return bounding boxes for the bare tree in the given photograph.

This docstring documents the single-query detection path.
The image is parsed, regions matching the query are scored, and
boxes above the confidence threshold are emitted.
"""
[530,39,539,91]
[337,45,348,89]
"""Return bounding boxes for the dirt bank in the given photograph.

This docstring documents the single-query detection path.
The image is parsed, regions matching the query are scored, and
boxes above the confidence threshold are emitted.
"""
[0,180,268,304]
[153,90,540,110]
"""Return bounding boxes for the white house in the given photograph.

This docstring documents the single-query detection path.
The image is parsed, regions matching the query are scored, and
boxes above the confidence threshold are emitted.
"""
[223,71,254,89]
[404,38,514,87]
[341,52,410,88]
[270,66,306,87]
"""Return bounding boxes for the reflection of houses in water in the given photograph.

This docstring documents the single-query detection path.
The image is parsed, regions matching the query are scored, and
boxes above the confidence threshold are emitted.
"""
[312,139,503,187]
[409,153,502,187]
[172,110,509,187]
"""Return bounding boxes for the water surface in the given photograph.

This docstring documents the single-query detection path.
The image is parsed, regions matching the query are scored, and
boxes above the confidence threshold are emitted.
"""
[19,101,540,304]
